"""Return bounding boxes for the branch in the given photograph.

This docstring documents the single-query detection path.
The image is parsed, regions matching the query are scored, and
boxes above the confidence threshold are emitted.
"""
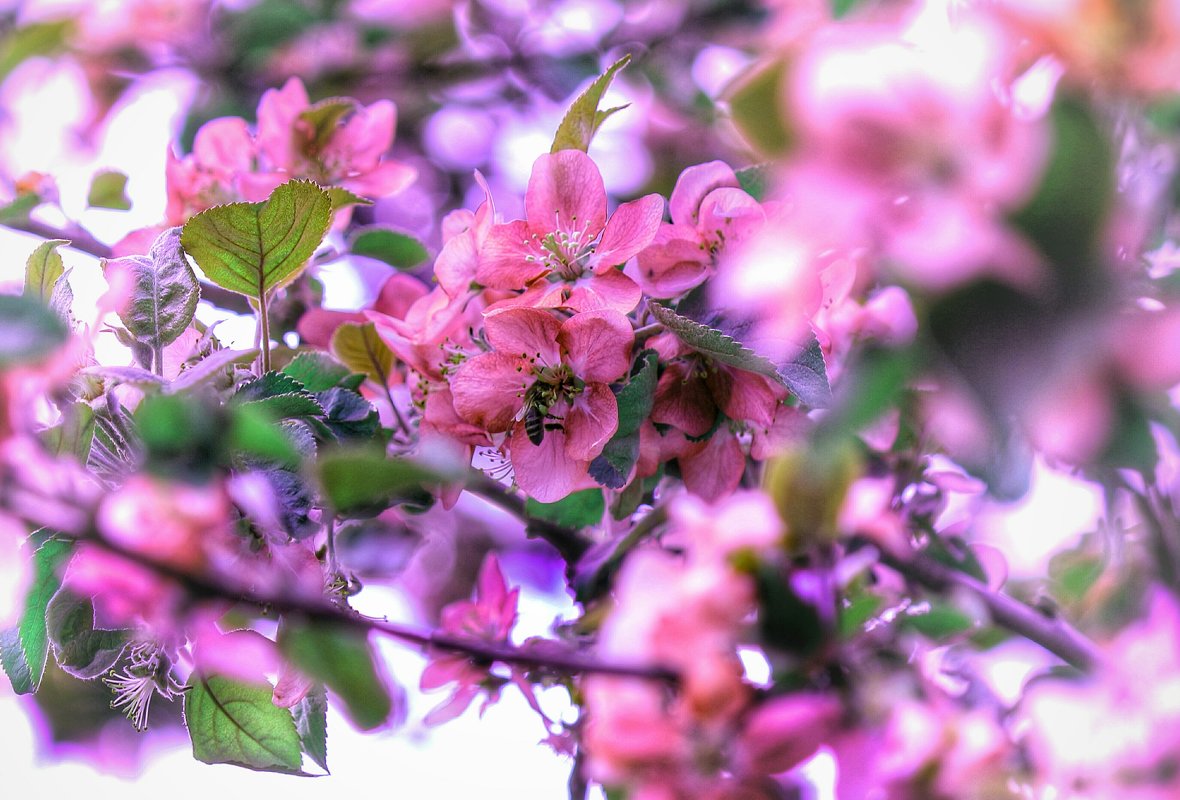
[869,540,1102,671]
[465,474,594,563]
[5,483,672,684]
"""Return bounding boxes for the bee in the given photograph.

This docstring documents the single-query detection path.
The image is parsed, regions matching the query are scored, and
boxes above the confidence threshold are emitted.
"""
[519,400,564,446]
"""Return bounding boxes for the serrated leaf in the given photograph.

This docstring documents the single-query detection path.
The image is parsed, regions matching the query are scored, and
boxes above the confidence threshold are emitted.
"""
[551,54,632,153]
[279,623,392,731]
[526,489,604,528]
[313,387,380,442]
[168,347,260,394]
[0,293,68,367]
[104,227,201,354]
[349,227,429,270]
[87,170,131,210]
[326,186,373,210]
[181,179,331,300]
[292,684,329,773]
[649,303,831,407]
[282,351,352,391]
[0,536,73,694]
[45,589,129,680]
[330,322,394,386]
[235,371,324,420]
[23,238,69,302]
[185,673,304,773]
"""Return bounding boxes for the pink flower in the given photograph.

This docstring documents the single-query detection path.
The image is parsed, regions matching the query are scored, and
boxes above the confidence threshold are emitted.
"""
[636,161,767,299]
[251,77,415,201]
[478,150,663,313]
[165,116,255,224]
[419,554,522,725]
[450,307,633,502]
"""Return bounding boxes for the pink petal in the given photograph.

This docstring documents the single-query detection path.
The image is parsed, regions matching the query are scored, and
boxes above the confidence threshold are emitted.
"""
[525,150,607,239]
[423,684,482,726]
[485,307,562,366]
[435,228,481,297]
[670,161,740,226]
[476,553,509,611]
[477,220,549,289]
[679,431,745,502]
[509,424,592,503]
[256,77,309,171]
[298,309,365,348]
[567,270,642,314]
[373,273,430,318]
[420,656,473,690]
[564,382,619,461]
[237,171,288,202]
[697,187,765,245]
[559,309,633,383]
[192,117,255,174]
[635,226,712,299]
[342,159,417,199]
[651,363,716,437]
[706,366,783,429]
[592,193,664,269]
[328,99,396,168]
[450,351,531,431]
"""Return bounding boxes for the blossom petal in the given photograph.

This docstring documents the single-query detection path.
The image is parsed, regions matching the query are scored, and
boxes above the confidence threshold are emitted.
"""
[567,271,642,314]
[450,352,531,431]
[635,226,712,298]
[559,309,633,383]
[192,117,255,173]
[510,424,592,503]
[478,220,549,289]
[679,432,745,502]
[485,307,562,366]
[342,159,417,199]
[525,150,607,238]
[706,366,783,429]
[256,77,309,171]
[564,382,619,461]
[593,194,664,270]
[670,161,740,226]
[651,363,716,437]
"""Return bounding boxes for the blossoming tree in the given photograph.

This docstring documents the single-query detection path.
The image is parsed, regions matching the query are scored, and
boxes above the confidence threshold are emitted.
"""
[4,0,1180,797]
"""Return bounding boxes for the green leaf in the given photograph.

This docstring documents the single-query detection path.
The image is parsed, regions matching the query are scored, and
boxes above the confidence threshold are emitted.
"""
[318,449,447,516]
[297,98,357,151]
[325,186,373,210]
[0,20,72,83]
[41,402,95,461]
[181,179,332,299]
[902,603,976,640]
[551,54,632,153]
[87,170,132,210]
[588,349,658,489]
[281,352,353,391]
[725,59,792,156]
[649,303,831,407]
[0,191,42,223]
[526,489,605,529]
[0,293,68,367]
[292,684,329,773]
[279,623,392,731]
[311,387,380,442]
[818,346,914,441]
[831,0,868,18]
[734,164,772,202]
[839,593,883,639]
[234,371,325,420]
[349,227,429,270]
[104,227,201,353]
[330,322,394,386]
[0,536,73,694]
[45,589,129,680]
[185,673,304,773]
[23,238,68,302]
[230,404,301,469]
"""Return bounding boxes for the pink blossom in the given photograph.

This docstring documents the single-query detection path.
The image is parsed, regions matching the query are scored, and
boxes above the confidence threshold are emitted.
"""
[478,150,662,313]
[165,117,256,224]
[636,161,766,299]
[733,692,843,775]
[450,307,633,502]
[252,77,415,201]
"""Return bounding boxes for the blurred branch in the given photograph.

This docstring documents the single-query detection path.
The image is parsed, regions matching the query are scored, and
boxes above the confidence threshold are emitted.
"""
[4,481,676,684]
[465,474,594,563]
[869,539,1103,671]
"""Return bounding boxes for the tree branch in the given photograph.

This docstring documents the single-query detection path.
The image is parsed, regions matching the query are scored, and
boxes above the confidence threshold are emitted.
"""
[465,474,594,563]
[869,540,1102,671]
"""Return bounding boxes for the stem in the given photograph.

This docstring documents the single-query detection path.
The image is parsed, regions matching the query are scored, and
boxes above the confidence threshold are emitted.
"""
[258,291,271,374]
[633,322,662,345]
[869,540,1102,671]
[152,342,165,377]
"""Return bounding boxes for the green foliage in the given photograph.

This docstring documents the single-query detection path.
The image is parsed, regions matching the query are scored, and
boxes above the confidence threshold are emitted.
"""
[44,590,129,680]
[0,20,72,83]
[86,170,132,210]
[234,371,326,421]
[331,322,394,386]
[527,489,605,529]
[901,602,977,641]
[350,227,430,270]
[317,448,445,516]
[279,623,392,731]
[292,684,330,774]
[185,673,304,774]
[725,59,792,156]
[589,349,658,489]
[297,98,357,151]
[0,536,73,694]
[23,238,68,302]
[281,351,355,391]
[0,293,68,367]
[551,54,632,153]
[734,164,772,202]
[181,179,332,300]
[649,303,831,407]
[105,228,201,365]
